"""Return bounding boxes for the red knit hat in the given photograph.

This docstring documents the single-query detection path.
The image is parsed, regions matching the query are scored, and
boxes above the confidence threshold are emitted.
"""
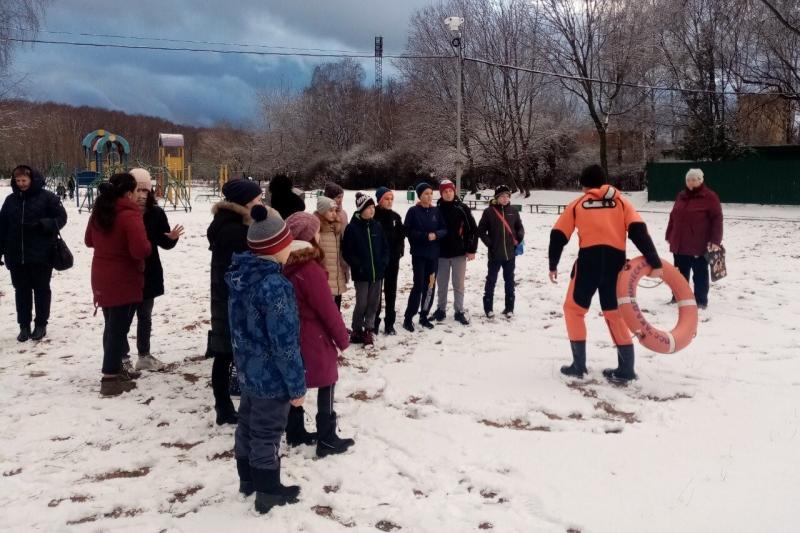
[247,205,293,256]
[439,179,456,195]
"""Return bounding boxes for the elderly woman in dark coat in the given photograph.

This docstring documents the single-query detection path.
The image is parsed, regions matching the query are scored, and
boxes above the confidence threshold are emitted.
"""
[0,165,67,342]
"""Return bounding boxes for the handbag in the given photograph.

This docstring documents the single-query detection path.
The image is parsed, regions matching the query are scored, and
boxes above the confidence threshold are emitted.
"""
[492,207,524,256]
[704,244,727,282]
[52,230,74,271]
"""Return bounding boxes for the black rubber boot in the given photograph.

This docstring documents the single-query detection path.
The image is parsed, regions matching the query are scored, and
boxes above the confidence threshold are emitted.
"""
[316,411,355,458]
[560,341,587,378]
[215,402,238,426]
[285,406,316,447]
[236,458,254,496]
[17,325,31,342]
[432,309,446,322]
[603,344,637,383]
[252,468,300,514]
[402,318,415,332]
[31,324,47,341]
[419,316,435,329]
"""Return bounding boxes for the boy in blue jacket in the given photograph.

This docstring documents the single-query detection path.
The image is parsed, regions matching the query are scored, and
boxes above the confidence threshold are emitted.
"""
[225,204,307,515]
[403,182,447,331]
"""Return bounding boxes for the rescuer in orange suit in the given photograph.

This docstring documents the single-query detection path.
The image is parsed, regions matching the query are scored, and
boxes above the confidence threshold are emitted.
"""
[548,165,664,383]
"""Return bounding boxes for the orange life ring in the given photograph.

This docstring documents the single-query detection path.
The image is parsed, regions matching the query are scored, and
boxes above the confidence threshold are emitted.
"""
[616,256,698,354]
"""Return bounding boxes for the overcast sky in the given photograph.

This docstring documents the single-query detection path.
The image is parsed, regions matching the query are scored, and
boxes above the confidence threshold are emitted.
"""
[11,0,432,126]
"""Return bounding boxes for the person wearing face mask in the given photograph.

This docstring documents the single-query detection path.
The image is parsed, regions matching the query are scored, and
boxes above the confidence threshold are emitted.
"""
[665,168,723,310]
[207,178,264,425]
[0,165,67,342]
[85,173,152,396]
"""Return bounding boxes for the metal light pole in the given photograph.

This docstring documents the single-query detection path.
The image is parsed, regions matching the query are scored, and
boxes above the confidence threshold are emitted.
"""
[445,16,465,195]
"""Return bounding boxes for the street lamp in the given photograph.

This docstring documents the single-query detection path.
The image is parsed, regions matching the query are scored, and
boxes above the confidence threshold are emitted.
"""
[445,16,465,195]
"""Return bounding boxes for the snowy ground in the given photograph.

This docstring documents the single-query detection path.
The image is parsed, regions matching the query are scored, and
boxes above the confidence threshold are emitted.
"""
[1,185,799,532]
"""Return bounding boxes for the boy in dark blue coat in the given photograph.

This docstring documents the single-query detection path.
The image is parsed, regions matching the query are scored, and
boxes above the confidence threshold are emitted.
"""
[342,192,389,346]
[402,182,447,331]
[225,205,307,515]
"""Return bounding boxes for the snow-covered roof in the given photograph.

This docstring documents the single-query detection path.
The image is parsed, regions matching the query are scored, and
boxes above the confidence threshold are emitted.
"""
[158,133,184,147]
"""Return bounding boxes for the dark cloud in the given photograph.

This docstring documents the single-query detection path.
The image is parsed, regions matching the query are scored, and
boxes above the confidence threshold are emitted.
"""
[10,0,432,126]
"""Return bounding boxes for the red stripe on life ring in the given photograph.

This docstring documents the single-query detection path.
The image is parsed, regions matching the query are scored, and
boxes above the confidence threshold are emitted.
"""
[616,256,698,354]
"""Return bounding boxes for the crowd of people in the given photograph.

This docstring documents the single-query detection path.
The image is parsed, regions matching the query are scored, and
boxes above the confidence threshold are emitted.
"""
[0,164,723,515]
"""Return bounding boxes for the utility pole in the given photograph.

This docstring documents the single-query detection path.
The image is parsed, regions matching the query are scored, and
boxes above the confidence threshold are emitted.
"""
[445,17,465,195]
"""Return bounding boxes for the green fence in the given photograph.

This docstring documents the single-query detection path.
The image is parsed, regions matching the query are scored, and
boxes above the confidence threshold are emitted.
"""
[646,160,800,205]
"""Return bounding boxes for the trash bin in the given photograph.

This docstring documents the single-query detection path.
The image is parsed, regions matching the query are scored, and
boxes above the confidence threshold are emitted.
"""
[407,187,415,203]
[475,192,482,200]
[513,204,522,212]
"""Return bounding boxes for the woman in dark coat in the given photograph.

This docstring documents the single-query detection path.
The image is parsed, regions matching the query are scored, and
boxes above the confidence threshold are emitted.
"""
[206,178,263,425]
[85,173,152,396]
[665,168,723,309]
[268,174,305,220]
[0,165,67,342]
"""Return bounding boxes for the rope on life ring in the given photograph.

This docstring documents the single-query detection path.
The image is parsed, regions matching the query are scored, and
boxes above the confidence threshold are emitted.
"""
[616,256,698,354]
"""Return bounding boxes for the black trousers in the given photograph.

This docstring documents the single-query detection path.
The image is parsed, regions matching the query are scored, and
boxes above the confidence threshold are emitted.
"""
[404,256,437,321]
[102,304,137,374]
[122,298,155,358]
[674,254,710,306]
[9,264,53,327]
[483,258,516,313]
[235,393,290,470]
[376,258,400,329]
[212,350,234,409]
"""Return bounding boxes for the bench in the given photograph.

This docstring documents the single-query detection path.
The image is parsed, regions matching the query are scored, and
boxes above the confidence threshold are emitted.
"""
[195,193,221,202]
[524,204,567,214]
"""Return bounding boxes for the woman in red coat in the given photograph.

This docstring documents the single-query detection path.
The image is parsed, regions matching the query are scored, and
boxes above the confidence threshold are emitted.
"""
[283,211,354,458]
[665,168,723,309]
[85,173,152,396]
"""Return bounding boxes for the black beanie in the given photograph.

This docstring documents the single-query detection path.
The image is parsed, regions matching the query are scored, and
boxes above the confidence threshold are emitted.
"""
[222,179,262,206]
[580,165,606,189]
[494,184,511,198]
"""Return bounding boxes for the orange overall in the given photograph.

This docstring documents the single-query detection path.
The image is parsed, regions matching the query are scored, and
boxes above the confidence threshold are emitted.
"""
[549,185,659,347]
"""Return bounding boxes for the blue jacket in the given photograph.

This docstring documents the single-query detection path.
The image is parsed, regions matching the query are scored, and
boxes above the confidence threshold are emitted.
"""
[225,251,307,401]
[342,213,390,282]
[403,204,447,259]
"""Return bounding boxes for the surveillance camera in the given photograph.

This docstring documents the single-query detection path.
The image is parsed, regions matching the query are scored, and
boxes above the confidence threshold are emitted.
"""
[444,16,464,32]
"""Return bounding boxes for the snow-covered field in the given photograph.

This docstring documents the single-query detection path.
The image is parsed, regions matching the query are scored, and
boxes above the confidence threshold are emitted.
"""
[1,185,799,532]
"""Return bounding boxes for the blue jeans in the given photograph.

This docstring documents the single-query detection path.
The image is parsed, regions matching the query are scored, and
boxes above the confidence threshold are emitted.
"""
[673,254,709,306]
[483,258,515,313]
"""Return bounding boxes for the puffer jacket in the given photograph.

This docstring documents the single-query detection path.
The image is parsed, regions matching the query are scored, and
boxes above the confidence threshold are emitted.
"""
[142,205,178,300]
[404,203,447,259]
[0,167,67,268]
[478,200,525,261]
[283,245,350,388]
[206,201,251,357]
[437,198,479,258]
[374,206,405,262]
[342,213,390,283]
[225,251,306,400]
[316,213,348,296]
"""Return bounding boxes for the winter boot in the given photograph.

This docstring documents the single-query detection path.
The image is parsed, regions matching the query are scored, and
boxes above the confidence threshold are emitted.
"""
[349,329,364,344]
[560,341,588,378]
[215,401,238,426]
[485,311,495,319]
[252,468,300,514]
[316,411,355,458]
[363,330,375,347]
[135,354,165,371]
[402,318,415,332]
[31,324,47,341]
[285,406,316,446]
[384,324,397,335]
[17,325,31,342]
[502,308,514,318]
[419,316,435,329]
[432,309,446,322]
[237,458,254,496]
[603,344,638,383]
[454,310,470,325]
[100,374,137,396]
[121,359,142,380]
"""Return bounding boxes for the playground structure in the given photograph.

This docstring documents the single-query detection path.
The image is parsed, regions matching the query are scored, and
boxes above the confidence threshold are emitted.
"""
[155,133,192,212]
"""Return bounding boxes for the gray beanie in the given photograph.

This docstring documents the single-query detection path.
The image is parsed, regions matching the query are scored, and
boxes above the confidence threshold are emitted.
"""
[316,195,337,215]
[247,205,293,256]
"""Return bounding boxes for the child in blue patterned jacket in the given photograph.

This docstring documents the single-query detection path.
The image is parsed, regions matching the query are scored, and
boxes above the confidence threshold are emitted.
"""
[225,204,306,515]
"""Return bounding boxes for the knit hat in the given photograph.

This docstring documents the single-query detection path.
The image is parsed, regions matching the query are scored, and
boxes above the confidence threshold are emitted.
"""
[579,164,606,189]
[494,184,511,199]
[286,211,321,242]
[415,182,433,198]
[129,168,153,187]
[323,182,344,199]
[247,205,293,256]
[376,186,392,203]
[439,179,456,195]
[223,179,263,206]
[355,192,375,213]
[316,195,337,214]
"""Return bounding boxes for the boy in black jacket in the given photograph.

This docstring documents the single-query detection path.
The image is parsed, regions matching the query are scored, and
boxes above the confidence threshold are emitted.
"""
[342,192,389,347]
[373,187,405,335]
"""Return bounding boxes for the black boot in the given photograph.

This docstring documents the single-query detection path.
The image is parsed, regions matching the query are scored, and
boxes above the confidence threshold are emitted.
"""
[432,309,446,322]
[402,318,415,332]
[603,344,637,383]
[17,325,31,342]
[31,324,47,341]
[285,405,316,446]
[215,401,238,426]
[252,468,300,514]
[316,411,355,458]
[236,458,254,496]
[349,329,364,344]
[560,341,588,378]
[384,324,397,335]
[419,316,435,329]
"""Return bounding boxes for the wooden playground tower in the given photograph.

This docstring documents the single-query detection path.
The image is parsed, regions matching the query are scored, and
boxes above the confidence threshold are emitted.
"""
[157,133,192,212]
